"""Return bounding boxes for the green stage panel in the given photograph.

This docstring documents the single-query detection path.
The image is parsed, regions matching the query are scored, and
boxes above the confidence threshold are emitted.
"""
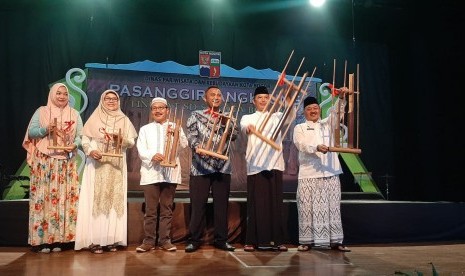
[340,152,382,195]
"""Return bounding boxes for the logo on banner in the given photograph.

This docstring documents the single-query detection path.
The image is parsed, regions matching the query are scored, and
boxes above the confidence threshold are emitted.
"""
[199,50,221,78]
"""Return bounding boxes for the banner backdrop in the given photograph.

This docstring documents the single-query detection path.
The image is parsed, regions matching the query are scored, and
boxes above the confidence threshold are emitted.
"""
[84,61,321,192]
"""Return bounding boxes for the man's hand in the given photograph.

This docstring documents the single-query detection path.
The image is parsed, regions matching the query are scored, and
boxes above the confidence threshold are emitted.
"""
[338,87,352,98]
[246,125,256,135]
[151,153,165,163]
[316,144,329,154]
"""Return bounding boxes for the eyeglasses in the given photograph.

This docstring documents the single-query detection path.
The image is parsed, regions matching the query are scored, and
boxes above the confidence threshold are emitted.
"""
[152,106,167,111]
[104,97,118,102]
[305,106,320,111]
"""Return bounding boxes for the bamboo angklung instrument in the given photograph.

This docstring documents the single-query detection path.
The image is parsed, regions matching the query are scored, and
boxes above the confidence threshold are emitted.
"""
[328,62,362,154]
[47,116,75,151]
[248,51,311,151]
[195,101,239,161]
[100,128,124,158]
[160,108,183,168]
[98,112,126,158]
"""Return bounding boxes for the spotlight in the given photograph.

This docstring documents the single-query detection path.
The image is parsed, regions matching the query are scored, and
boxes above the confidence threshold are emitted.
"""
[309,0,326,8]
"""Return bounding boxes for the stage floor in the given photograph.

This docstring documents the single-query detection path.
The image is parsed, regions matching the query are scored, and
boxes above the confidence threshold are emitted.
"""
[1,243,464,275]
[2,196,465,247]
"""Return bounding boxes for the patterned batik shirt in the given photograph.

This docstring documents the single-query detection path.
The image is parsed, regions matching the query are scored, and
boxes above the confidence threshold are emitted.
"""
[186,109,237,176]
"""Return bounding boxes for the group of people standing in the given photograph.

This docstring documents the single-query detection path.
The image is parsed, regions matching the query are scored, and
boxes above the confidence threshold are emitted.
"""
[23,82,350,254]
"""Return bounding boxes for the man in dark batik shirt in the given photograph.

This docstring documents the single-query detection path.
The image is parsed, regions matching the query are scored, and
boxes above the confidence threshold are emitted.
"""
[185,85,237,253]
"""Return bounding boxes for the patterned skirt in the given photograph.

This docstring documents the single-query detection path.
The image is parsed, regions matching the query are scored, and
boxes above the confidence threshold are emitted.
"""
[28,150,79,246]
[296,175,344,246]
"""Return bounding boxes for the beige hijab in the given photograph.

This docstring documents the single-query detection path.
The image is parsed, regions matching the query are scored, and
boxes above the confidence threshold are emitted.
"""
[82,89,137,140]
[83,89,137,218]
[22,83,78,165]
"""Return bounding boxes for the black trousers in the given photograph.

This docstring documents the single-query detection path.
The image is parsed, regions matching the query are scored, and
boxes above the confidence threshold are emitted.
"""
[245,170,285,246]
[188,173,231,245]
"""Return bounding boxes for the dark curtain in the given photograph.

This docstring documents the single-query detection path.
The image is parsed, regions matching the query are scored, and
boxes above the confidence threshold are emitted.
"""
[0,0,462,201]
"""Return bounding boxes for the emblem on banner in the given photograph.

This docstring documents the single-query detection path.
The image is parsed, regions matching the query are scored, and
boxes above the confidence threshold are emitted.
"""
[199,50,221,78]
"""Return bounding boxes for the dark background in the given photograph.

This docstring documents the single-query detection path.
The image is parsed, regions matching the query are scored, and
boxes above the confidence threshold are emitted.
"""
[1,0,462,201]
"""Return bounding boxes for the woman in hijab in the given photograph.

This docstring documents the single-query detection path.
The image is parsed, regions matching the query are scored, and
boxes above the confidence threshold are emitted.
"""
[74,89,137,254]
[23,83,83,253]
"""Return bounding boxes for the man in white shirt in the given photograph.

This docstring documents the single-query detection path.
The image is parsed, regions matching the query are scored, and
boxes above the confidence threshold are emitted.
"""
[135,97,188,252]
[292,94,351,252]
[240,86,295,252]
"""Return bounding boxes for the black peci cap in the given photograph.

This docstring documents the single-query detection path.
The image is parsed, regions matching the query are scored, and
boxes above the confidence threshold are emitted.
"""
[254,86,269,97]
[303,96,319,108]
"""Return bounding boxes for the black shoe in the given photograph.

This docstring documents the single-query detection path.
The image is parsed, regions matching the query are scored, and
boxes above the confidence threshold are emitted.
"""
[214,242,235,252]
[243,244,255,252]
[185,243,199,253]
[331,243,351,252]
[272,245,288,252]
[257,246,274,251]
